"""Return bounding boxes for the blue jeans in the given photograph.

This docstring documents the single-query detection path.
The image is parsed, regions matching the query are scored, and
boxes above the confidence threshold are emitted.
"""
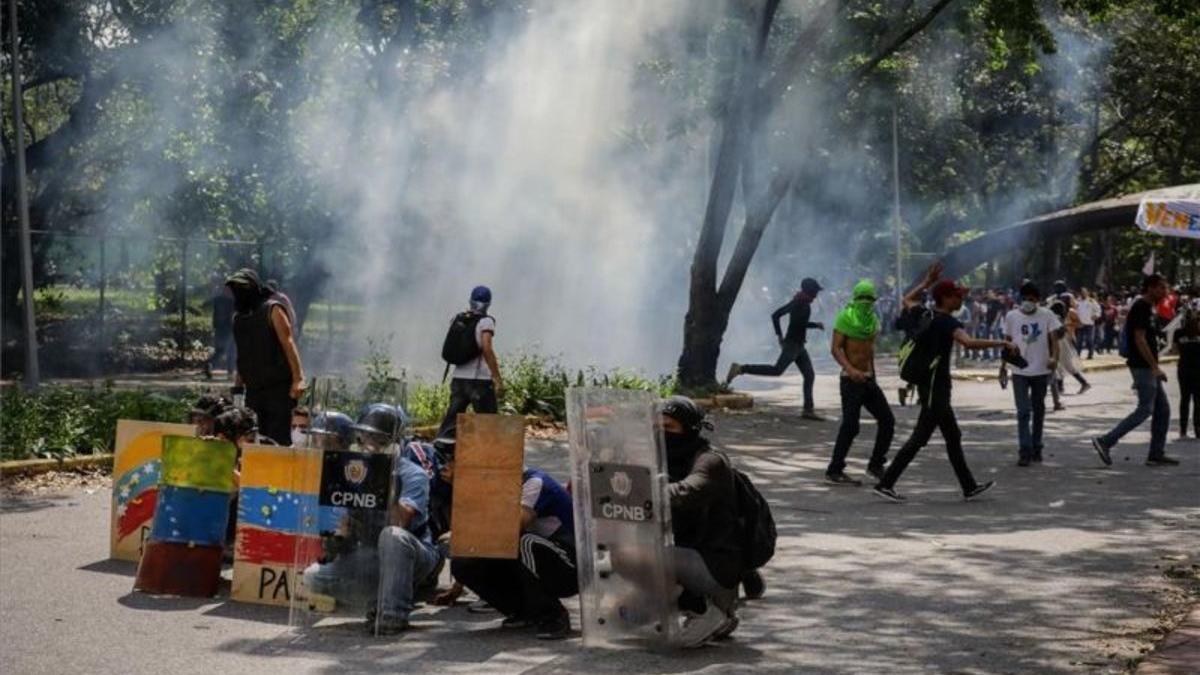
[304,526,442,622]
[1076,325,1095,359]
[1012,374,1049,459]
[1099,367,1171,459]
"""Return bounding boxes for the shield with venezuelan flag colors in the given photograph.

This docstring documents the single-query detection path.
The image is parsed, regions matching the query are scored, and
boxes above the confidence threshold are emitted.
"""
[231,444,324,606]
[110,420,196,562]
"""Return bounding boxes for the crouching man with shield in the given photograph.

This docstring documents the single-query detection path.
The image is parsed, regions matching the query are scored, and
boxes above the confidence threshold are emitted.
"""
[301,403,444,635]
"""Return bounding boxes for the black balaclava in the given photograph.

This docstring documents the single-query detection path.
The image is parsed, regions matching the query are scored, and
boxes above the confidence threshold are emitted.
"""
[660,396,711,478]
[225,268,268,314]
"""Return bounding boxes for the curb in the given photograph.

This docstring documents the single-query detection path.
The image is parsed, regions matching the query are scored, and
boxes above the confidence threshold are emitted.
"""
[953,355,1179,381]
[1,453,114,478]
[1136,604,1200,674]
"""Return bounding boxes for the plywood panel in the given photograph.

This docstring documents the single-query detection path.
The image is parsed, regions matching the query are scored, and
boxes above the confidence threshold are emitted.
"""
[110,420,195,562]
[230,444,323,606]
[450,414,525,559]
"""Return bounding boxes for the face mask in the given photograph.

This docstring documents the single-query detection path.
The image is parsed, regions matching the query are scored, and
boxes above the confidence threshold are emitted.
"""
[1020,301,1038,314]
[291,428,307,447]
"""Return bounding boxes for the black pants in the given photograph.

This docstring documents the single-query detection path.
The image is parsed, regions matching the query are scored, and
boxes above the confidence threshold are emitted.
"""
[827,376,893,475]
[437,378,498,439]
[451,533,578,620]
[879,386,978,494]
[246,385,295,446]
[741,340,815,411]
[1180,367,1200,436]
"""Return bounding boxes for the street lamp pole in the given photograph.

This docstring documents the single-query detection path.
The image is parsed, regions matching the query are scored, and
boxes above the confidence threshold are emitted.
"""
[892,104,903,303]
[7,0,40,388]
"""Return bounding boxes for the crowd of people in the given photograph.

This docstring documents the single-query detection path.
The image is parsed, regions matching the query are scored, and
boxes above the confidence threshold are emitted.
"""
[725,262,1199,503]
[175,264,1196,649]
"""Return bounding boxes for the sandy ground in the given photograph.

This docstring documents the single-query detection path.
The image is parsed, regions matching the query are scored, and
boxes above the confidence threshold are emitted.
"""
[2,364,1198,674]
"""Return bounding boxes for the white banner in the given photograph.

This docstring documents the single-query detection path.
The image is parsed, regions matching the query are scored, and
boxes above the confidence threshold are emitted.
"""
[1136,198,1200,239]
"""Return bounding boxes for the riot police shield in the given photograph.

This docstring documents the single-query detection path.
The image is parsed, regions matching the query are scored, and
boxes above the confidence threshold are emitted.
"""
[289,442,398,635]
[565,387,679,648]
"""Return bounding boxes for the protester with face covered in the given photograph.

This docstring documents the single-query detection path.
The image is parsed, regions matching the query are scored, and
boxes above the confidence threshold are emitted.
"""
[725,277,826,420]
[225,268,306,446]
[826,280,893,485]
[188,393,231,438]
[659,396,742,647]
[1000,282,1061,466]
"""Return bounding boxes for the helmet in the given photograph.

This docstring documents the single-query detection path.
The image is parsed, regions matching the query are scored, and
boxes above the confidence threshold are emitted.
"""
[310,411,355,448]
[352,403,408,442]
[660,395,712,436]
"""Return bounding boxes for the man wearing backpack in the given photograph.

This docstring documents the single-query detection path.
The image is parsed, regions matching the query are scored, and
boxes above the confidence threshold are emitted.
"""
[659,396,745,647]
[1091,274,1180,467]
[826,279,893,486]
[725,277,826,420]
[874,271,1017,503]
[437,286,504,439]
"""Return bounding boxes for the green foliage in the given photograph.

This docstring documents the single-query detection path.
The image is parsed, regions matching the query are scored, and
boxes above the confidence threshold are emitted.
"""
[0,384,192,461]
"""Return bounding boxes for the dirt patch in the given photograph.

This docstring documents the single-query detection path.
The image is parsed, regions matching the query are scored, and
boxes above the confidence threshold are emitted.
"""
[1,467,111,496]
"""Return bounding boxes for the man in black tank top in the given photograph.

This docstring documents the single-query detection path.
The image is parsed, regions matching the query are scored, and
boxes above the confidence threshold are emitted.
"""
[226,269,306,445]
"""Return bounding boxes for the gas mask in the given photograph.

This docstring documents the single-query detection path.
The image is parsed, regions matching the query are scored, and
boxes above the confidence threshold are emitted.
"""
[291,427,308,447]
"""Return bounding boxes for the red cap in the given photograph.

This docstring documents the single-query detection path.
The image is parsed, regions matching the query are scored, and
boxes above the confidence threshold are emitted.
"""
[931,279,969,302]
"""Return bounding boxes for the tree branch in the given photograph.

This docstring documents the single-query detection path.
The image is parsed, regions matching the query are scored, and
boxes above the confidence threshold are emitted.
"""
[848,0,957,85]
[717,171,793,310]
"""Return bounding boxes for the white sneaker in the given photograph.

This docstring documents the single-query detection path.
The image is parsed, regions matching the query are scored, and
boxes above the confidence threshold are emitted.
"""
[676,603,728,648]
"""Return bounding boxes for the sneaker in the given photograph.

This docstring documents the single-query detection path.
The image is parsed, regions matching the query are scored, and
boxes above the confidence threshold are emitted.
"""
[801,410,826,421]
[677,603,727,648]
[824,472,862,487]
[741,569,765,600]
[1017,457,1031,467]
[1053,402,1066,412]
[964,481,995,501]
[872,485,905,503]
[1032,450,1044,463]
[712,612,740,641]
[1078,382,1092,395]
[866,465,885,481]
[1091,437,1112,466]
[723,363,741,386]
[371,618,410,636]
[534,611,570,640]
[1145,455,1181,466]
[467,599,496,614]
[501,615,534,629]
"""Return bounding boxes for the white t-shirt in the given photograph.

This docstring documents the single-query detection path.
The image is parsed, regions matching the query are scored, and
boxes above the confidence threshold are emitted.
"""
[1075,299,1098,326]
[1002,307,1062,377]
[452,315,496,381]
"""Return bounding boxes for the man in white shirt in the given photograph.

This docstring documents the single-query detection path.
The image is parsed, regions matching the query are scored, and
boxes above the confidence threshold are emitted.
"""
[1001,282,1061,466]
[436,286,504,439]
[1075,288,1099,360]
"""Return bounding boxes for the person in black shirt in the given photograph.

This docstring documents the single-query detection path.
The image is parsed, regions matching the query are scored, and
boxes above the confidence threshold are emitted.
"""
[873,273,1016,503]
[226,268,307,446]
[725,277,825,419]
[1174,308,1200,439]
[1091,274,1178,466]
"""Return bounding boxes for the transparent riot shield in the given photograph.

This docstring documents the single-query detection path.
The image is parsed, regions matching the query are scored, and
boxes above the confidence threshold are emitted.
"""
[289,439,398,636]
[565,387,679,648]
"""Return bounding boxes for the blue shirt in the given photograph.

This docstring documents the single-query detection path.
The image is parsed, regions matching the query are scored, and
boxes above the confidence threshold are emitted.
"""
[520,468,574,539]
[393,456,434,547]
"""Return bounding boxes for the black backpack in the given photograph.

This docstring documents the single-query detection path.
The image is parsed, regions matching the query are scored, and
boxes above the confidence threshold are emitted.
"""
[441,312,488,366]
[717,452,777,570]
[897,308,938,387]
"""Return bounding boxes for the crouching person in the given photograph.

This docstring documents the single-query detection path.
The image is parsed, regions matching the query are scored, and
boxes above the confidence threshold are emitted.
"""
[303,404,443,636]
[660,396,743,647]
[437,451,578,640]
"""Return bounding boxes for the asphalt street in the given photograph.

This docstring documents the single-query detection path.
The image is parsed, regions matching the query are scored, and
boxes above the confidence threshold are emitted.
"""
[2,364,1198,674]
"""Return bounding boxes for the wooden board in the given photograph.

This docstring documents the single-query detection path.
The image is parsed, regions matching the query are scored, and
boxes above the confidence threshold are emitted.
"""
[134,541,223,597]
[230,444,323,606]
[450,414,526,559]
[110,420,196,561]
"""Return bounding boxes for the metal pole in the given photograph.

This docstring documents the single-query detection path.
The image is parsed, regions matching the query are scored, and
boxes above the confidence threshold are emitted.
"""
[179,239,188,364]
[98,234,106,341]
[892,104,903,300]
[8,0,40,387]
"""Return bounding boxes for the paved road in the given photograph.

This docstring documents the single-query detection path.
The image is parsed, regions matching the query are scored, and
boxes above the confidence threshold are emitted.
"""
[3,365,1198,674]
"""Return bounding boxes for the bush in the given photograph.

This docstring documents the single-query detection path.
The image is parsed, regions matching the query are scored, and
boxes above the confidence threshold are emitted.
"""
[1,384,192,461]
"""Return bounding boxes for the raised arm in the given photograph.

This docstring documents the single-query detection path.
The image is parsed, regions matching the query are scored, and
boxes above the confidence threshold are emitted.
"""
[903,261,943,310]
